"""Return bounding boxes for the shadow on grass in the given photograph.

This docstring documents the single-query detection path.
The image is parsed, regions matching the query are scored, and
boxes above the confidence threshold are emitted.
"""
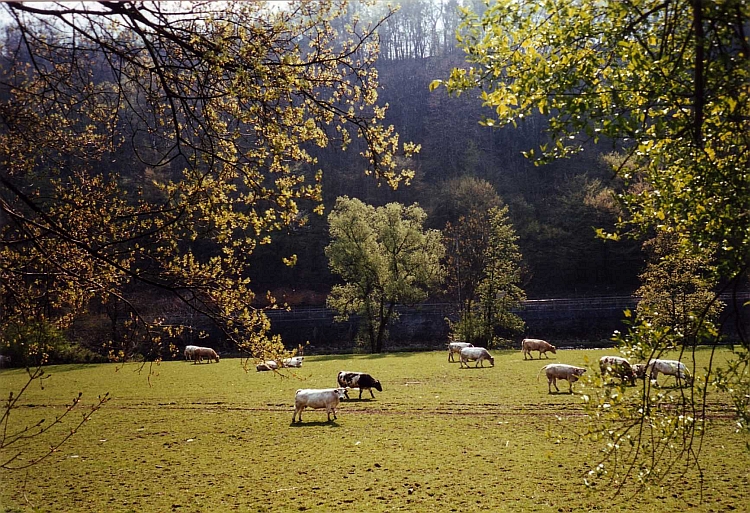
[308,352,420,362]
[289,420,341,428]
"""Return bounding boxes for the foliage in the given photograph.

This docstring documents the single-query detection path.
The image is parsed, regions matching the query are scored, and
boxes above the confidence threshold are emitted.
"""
[0,0,419,476]
[435,0,750,490]
[445,205,525,347]
[633,232,723,357]
[325,196,445,352]
[0,1,417,363]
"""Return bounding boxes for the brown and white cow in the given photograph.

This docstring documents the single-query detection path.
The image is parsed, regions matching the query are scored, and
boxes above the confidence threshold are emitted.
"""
[599,356,636,386]
[522,338,557,360]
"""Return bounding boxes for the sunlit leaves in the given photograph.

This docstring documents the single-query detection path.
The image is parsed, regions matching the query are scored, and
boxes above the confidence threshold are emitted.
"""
[325,196,445,352]
[437,0,750,490]
[0,0,414,363]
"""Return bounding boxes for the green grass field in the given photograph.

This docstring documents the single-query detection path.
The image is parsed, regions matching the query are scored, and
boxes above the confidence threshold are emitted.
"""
[1,348,748,512]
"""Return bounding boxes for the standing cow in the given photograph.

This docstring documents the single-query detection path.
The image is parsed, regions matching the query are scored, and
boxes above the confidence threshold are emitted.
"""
[193,346,220,363]
[292,388,348,423]
[599,356,636,386]
[646,359,694,386]
[459,347,494,368]
[448,341,473,362]
[337,371,383,399]
[538,364,586,393]
[184,345,198,362]
[522,338,557,360]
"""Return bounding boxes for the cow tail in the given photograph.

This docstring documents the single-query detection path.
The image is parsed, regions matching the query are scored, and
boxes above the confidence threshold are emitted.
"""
[536,365,548,382]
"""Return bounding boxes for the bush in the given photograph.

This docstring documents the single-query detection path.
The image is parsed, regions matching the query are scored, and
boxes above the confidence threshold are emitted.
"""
[1,321,107,366]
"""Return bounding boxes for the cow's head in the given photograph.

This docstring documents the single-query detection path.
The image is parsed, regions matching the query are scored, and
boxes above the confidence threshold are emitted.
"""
[336,388,349,400]
[488,356,495,366]
[373,380,383,392]
[550,345,557,354]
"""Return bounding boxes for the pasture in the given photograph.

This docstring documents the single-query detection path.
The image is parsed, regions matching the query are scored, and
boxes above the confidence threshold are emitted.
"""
[1,348,748,512]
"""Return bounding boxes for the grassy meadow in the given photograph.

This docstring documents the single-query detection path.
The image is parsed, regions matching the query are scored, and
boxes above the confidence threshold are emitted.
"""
[1,348,748,512]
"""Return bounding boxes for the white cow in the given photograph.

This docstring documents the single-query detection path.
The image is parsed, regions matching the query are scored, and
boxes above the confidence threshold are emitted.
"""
[538,364,586,393]
[282,356,304,368]
[292,388,348,423]
[184,345,199,362]
[256,360,279,372]
[647,359,694,386]
[448,341,473,362]
[459,347,494,368]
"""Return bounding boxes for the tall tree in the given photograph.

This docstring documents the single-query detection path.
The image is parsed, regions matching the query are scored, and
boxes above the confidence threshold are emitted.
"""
[633,231,723,356]
[434,0,750,490]
[0,1,416,363]
[445,205,525,347]
[325,196,445,352]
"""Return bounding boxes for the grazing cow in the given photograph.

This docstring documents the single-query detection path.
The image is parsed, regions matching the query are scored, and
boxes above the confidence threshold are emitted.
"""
[538,364,586,393]
[184,345,198,362]
[522,338,557,360]
[193,346,220,363]
[282,356,304,368]
[448,341,473,362]
[337,371,383,400]
[631,363,648,380]
[292,388,347,423]
[599,356,636,386]
[459,347,494,368]
[256,360,278,372]
[646,359,694,386]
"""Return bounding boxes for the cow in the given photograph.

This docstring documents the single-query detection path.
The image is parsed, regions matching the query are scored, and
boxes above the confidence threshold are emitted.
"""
[193,346,219,363]
[256,360,279,372]
[459,347,494,368]
[292,388,348,423]
[337,371,383,400]
[184,345,198,362]
[521,338,557,360]
[448,341,473,362]
[646,359,694,386]
[538,363,586,393]
[282,356,304,368]
[599,356,636,386]
[632,363,648,380]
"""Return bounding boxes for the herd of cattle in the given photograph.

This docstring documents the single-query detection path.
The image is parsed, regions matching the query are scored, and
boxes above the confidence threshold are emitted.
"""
[183,338,695,423]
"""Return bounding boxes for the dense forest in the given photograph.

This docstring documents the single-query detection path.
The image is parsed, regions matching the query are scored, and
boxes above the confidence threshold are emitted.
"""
[0,0,672,360]
[248,0,643,304]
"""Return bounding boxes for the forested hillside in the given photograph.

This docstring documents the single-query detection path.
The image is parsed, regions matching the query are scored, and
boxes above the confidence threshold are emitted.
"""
[0,0,646,362]
[249,0,643,301]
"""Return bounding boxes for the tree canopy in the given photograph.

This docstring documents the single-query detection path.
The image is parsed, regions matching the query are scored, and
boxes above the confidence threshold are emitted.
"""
[326,196,445,352]
[435,0,750,490]
[0,1,417,363]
